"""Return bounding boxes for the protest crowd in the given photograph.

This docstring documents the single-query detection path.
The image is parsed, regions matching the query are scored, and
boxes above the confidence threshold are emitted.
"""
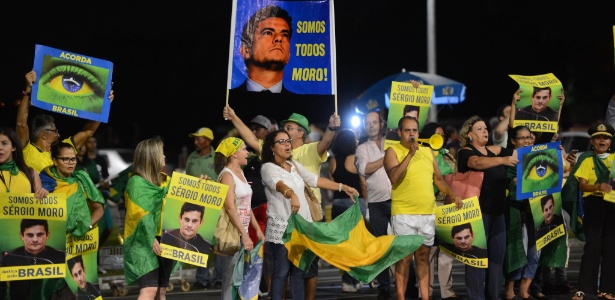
[1,4,614,300]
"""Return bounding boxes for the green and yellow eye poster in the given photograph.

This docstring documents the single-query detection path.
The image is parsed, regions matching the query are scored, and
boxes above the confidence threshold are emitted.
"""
[31,44,113,123]
[515,142,563,200]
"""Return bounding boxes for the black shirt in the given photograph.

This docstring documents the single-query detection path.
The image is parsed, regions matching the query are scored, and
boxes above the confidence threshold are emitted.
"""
[161,229,211,254]
[1,246,65,266]
[457,145,513,215]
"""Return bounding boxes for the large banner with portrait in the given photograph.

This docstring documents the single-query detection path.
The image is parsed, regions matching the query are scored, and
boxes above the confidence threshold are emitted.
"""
[226,0,336,125]
[0,193,67,281]
[530,192,566,250]
[65,227,101,299]
[384,81,433,149]
[508,73,564,133]
[515,142,563,200]
[160,172,229,267]
[31,44,114,123]
[435,197,488,268]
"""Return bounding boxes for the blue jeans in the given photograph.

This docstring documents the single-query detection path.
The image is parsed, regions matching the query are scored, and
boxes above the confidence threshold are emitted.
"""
[367,200,391,292]
[465,213,506,300]
[266,242,305,300]
[195,254,223,285]
[509,221,540,281]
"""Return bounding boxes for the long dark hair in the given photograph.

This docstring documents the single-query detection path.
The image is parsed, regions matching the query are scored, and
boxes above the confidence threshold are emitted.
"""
[331,129,357,157]
[261,130,291,164]
[0,126,35,192]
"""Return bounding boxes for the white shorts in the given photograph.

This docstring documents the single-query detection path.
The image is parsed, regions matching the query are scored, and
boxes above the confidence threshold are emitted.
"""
[391,214,435,246]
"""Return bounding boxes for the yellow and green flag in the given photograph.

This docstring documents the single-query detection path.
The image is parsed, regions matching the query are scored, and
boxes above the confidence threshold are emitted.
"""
[284,200,424,283]
[109,165,134,203]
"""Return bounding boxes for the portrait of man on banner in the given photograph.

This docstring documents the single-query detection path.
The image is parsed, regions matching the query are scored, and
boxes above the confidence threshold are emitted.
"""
[435,197,488,268]
[31,44,113,123]
[509,73,564,134]
[228,0,334,95]
[66,254,102,300]
[515,142,563,200]
[160,172,227,267]
[530,193,566,250]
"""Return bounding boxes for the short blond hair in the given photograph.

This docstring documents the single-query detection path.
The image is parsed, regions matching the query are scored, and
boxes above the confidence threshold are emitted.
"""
[459,115,483,147]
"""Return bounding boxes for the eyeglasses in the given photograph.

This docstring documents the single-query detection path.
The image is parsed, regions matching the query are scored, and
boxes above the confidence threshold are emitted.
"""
[56,157,77,163]
[515,136,534,141]
[275,138,293,145]
[45,129,60,135]
[284,125,297,131]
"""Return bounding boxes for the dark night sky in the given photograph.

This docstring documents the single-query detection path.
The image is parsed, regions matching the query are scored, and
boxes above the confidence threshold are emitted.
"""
[1,1,614,163]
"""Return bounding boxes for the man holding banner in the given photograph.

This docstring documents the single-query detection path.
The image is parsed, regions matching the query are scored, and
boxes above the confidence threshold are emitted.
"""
[384,116,460,300]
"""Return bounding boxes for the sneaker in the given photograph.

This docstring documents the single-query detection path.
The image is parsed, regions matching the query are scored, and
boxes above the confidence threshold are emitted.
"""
[377,289,391,300]
[342,282,358,293]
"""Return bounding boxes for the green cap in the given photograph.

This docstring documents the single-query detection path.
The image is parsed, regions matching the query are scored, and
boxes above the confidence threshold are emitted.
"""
[281,113,311,134]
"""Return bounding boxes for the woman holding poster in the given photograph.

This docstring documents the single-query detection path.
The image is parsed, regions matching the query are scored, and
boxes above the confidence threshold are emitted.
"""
[503,125,543,300]
[0,126,48,300]
[123,139,178,300]
[214,137,264,300]
[565,122,615,300]
[457,116,518,300]
[39,141,106,298]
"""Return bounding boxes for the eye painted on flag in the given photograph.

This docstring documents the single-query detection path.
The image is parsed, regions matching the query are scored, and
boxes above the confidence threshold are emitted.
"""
[522,149,559,192]
[38,56,108,114]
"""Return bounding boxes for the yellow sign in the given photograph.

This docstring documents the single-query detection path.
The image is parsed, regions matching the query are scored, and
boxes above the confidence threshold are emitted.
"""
[161,244,209,267]
[0,193,67,220]
[167,172,228,209]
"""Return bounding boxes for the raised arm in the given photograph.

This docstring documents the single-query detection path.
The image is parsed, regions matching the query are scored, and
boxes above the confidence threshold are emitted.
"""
[509,89,521,128]
[16,71,37,147]
[316,113,340,156]
[72,87,114,150]
[556,88,565,122]
[607,94,615,128]
[223,105,261,154]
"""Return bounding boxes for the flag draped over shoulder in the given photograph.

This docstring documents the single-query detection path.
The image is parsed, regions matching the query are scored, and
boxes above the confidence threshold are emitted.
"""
[123,174,174,285]
[109,164,133,203]
[40,166,105,237]
[284,201,424,283]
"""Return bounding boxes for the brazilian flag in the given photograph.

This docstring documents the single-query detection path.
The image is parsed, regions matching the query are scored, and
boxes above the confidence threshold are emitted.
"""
[284,200,424,283]
[40,166,105,237]
[109,165,134,204]
[123,174,178,285]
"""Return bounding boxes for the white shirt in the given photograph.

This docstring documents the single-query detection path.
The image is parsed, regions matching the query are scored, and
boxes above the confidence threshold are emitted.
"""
[261,160,318,244]
[355,138,392,203]
[218,167,253,233]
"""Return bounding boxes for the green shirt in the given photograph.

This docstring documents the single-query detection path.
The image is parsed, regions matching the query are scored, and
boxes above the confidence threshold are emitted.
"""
[185,146,218,179]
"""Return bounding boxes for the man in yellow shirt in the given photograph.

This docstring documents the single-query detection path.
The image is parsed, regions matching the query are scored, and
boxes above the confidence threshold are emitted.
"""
[384,116,460,300]
[16,71,114,173]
